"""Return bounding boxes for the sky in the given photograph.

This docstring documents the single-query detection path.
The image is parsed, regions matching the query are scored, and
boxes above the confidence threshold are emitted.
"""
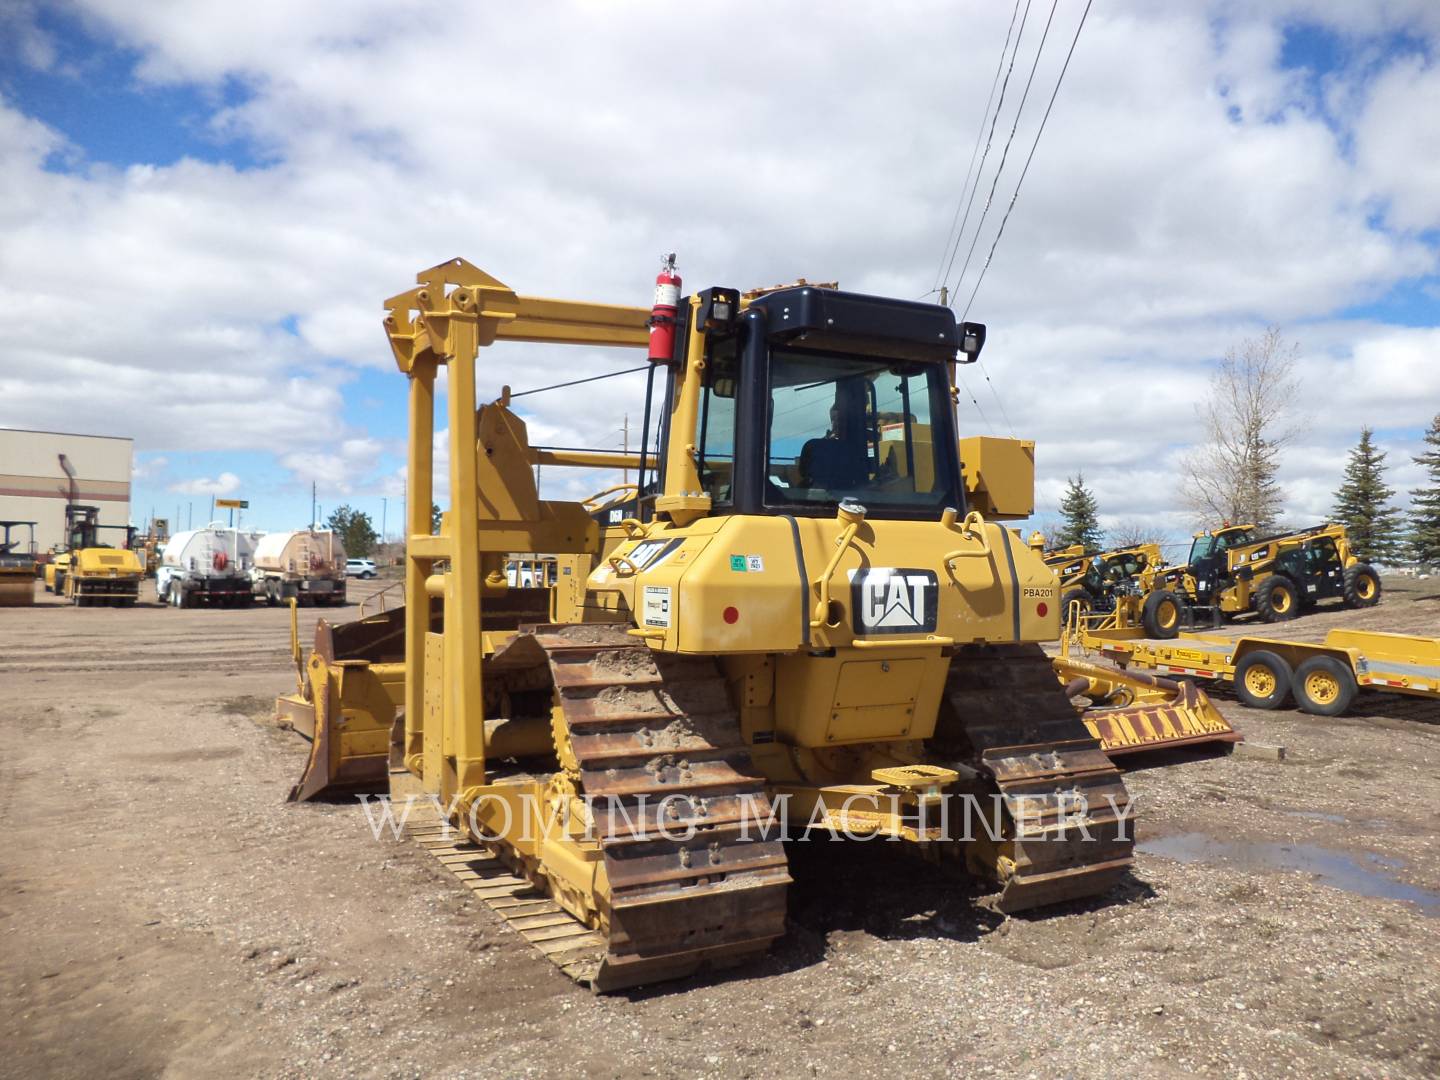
[1,0,1437,555]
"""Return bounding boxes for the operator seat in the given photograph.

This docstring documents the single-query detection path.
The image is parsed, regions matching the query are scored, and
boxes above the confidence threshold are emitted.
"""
[798,379,870,491]
[799,435,867,490]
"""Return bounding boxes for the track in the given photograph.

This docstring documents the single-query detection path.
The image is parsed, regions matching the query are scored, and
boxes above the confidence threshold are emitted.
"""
[400,796,609,983]
[937,642,1135,910]
[533,625,790,991]
[400,625,791,992]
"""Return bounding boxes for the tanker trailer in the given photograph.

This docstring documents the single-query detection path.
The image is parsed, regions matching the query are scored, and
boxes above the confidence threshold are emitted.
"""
[251,529,347,606]
[156,524,257,608]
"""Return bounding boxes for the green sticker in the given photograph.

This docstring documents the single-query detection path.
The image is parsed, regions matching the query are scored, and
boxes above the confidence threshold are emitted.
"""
[729,555,747,572]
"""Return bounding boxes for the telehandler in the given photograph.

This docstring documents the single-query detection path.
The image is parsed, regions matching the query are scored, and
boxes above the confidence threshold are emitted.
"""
[1036,539,1179,636]
[1179,522,1380,623]
[282,258,1228,990]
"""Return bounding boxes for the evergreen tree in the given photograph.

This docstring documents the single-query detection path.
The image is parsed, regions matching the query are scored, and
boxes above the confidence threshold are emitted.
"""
[325,504,378,558]
[1332,427,1404,564]
[1055,473,1103,554]
[1408,413,1440,569]
[431,502,443,534]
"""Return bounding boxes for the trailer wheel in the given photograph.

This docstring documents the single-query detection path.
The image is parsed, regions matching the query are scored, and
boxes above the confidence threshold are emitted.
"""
[265,583,278,607]
[1234,650,1292,709]
[1141,589,1183,639]
[1254,575,1299,622]
[1293,655,1357,716]
[1342,563,1381,609]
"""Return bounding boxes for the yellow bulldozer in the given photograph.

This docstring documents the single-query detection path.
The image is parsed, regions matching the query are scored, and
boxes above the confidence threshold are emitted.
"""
[279,258,1232,991]
[1177,522,1380,623]
[43,504,144,607]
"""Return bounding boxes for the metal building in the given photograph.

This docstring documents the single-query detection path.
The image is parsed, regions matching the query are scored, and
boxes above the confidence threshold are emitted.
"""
[0,428,133,552]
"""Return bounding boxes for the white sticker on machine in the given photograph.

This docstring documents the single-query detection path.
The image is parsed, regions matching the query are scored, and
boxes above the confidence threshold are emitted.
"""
[642,585,672,628]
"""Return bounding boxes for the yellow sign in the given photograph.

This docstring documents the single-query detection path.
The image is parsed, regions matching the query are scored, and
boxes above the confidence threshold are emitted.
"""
[215,498,249,509]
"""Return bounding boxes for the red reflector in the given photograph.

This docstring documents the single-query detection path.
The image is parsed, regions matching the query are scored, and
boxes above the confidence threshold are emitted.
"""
[1036,602,1048,617]
[723,606,739,624]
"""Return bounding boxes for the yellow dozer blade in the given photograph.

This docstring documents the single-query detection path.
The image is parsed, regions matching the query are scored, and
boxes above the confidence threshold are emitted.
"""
[279,602,406,801]
[1053,655,1240,757]
[283,588,555,802]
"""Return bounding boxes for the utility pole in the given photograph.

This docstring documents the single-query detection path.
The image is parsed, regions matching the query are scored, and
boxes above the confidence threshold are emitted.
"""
[209,494,215,523]
[311,482,318,528]
[939,285,949,307]
[381,497,388,544]
[622,413,629,486]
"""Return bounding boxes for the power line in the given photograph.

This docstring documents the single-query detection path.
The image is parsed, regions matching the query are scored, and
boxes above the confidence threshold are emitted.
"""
[932,0,1024,293]
[508,364,650,399]
[947,0,1061,303]
[956,368,996,434]
[938,0,1034,297]
[961,0,1094,321]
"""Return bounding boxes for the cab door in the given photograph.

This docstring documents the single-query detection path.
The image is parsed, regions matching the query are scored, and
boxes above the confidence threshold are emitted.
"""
[1301,537,1345,603]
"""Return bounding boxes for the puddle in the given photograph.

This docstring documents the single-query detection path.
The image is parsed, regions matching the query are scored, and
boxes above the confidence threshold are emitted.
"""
[1139,832,1440,917]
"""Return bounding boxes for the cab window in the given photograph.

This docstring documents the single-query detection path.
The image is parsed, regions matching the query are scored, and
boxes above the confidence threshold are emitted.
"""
[696,338,738,505]
[764,349,953,514]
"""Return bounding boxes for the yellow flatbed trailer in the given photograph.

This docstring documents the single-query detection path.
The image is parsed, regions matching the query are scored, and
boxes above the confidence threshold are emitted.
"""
[1081,624,1440,717]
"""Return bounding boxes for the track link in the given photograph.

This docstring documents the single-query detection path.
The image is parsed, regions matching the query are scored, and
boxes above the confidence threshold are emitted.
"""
[532,625,790,991]
[401,797,609,983]
[937,642,1135,911]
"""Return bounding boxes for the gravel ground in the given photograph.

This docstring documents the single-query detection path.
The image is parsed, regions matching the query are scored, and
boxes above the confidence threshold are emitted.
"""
[1,576,1436,1079]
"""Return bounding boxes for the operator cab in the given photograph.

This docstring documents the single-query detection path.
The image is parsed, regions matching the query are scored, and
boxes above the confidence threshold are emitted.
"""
[688,285,984,520]
[1187,525,1255,602]
[1187,525,1254,567]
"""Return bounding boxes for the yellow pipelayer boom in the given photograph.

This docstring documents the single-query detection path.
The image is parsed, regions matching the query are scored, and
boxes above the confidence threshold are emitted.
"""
[287,259,1230,991]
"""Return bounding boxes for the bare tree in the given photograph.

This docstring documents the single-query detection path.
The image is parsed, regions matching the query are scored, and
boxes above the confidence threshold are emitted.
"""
[1028,515,1065,550]
[1181,327,1300,532]
[1105,519,1167,549]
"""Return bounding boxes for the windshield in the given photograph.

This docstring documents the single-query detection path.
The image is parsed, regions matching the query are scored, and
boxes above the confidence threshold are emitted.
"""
[764,348,955,513]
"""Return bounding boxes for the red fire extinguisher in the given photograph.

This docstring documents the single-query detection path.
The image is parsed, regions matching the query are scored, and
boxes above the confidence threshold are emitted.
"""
[648,253,681,362]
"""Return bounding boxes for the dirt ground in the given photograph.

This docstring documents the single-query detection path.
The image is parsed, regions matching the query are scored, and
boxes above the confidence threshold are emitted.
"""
[2,577,1437,1079]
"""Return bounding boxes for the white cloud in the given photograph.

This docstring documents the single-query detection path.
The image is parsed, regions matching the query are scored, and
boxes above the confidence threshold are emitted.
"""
[132,454,169,479]
[169,471,241,496]
[1354,54,1440,231]
[279,437,388,496]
